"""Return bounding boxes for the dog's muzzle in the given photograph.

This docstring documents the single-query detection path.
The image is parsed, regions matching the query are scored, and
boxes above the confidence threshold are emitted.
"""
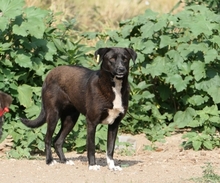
[115,66,127,79]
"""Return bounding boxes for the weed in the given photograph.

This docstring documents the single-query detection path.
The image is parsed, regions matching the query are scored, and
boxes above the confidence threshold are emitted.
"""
[117,141,135,156]
[190,163,220,183]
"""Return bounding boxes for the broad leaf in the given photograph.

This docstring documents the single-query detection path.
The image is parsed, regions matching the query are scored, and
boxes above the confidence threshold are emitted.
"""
[192,140,202,151]
[207,86,220,104]
[0,0,24,19]
[15,53,32,68]
[191,61,206,81]
[174,107,196,128]
[18,84,33,108]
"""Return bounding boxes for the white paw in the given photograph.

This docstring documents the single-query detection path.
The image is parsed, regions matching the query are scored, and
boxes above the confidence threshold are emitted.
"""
[109,165,122,171]
[49,160,57,166]
[89,165,101,170]
[107,156,122,171]
[66,160,74,165]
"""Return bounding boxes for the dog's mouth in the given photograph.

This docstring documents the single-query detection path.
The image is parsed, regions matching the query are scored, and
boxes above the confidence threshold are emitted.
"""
[115,74,124,79]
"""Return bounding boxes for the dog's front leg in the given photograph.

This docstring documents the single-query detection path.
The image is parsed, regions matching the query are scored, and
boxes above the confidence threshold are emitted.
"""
[106,120,122,171]
[87,121,100,170]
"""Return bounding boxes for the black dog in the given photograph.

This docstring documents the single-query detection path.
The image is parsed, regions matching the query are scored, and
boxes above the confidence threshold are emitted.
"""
[0,91,12,138]
[21,47,137,170]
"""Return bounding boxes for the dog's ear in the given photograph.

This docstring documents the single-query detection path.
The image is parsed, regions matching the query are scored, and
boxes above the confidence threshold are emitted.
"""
[0,91,12,109]
[95,48,111,64]
[125,48,137,63]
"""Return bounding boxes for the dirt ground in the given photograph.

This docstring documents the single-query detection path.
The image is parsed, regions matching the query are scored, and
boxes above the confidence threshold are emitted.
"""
[0,133,220,183]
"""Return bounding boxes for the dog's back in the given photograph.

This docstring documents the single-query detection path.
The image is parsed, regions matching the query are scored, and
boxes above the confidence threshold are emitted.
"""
[43,65,97,115]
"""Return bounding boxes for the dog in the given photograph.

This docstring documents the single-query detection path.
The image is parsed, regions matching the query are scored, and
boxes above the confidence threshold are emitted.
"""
[0,91,12,138]
[21,47,137,170]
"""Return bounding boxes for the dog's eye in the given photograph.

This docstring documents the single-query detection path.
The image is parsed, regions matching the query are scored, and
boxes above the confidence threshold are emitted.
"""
[123,58,128,62]
[109,58,115,63]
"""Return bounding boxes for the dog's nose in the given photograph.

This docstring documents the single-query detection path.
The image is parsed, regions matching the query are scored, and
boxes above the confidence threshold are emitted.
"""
[118,67,125,73]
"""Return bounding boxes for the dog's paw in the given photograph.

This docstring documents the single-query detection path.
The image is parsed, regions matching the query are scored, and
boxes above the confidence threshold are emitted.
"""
[89,165,101,171]
[107,157,122,171]
[109,165,122,171]
[66,160,74,165]
[49,160,57,166]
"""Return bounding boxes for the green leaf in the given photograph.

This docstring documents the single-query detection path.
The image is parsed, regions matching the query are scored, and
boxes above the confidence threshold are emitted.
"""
[182,132,197,139]
[12,24,28,37]
[17,84,33,108]
[15,53,32,68]
[160,35,176,48]
[115,40,131,48]
[166,74,189,92]
[203,105,219,116]
[187,95,208,106]
[45,41,57,61]
[121,25,134,38]
[207,86,220,104]
[53,38,66,53]
[188,120,200,128]
[74,138,86,148]
[141,40,155,54]
[193,140,202,151]
[191,61,206,81]
[0,0,24,19]
[195,75,220,92]
[37,140,45,151]
[174,107,196,128]
[24,104,40,118]
[204,49,218,64]
[22,17,45,39]
[0,17,9,31]
[8,149,20,159]
[167,50,184,63]
[11,131,20,143]
[191,17,214,37]
[203,141,213,150]
[144,56,166,77]
[140,22,155,39]
[210,35,220,45]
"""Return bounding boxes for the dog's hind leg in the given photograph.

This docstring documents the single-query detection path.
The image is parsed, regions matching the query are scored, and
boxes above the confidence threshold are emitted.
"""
[45,111,59,165]
[54,109,79,165]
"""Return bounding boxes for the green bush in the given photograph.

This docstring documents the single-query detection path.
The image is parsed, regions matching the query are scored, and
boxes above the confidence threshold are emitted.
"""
[0,0,92,158]
[84,3,220,150]
[1,0,220,159]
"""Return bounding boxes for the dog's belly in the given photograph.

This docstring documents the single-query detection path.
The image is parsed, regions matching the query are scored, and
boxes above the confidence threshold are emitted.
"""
[102,78,124,125]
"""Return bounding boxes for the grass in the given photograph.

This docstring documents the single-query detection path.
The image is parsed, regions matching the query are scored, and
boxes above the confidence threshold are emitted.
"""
[25,0,181,32]
[190,163,220,183]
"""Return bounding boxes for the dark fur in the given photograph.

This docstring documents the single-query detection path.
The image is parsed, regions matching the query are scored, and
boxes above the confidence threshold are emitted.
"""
[0,91,12,138]
[21,47,137,168]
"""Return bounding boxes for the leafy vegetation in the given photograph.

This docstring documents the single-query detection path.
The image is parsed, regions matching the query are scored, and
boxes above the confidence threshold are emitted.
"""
[84,1,220,151]
[0,0,220,159]
[190,163,220,183]
[0,0,92,158]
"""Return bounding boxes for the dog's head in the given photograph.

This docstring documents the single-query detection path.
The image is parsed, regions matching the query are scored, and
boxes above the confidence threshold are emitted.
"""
[95,47,137,79]
[0,91,12,138]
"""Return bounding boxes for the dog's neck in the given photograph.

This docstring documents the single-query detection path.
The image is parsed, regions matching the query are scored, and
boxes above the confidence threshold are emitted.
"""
[98,70,127,101]
[99,70,128,86]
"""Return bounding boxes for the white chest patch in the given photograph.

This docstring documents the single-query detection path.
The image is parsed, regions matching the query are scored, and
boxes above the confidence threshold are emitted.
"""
[102,78,124,125]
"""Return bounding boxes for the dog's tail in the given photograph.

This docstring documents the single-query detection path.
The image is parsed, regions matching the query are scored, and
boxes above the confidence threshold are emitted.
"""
[20,106,46,128]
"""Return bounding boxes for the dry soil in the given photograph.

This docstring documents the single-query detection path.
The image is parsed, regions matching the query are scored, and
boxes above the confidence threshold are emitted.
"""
[1,133,220,183]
